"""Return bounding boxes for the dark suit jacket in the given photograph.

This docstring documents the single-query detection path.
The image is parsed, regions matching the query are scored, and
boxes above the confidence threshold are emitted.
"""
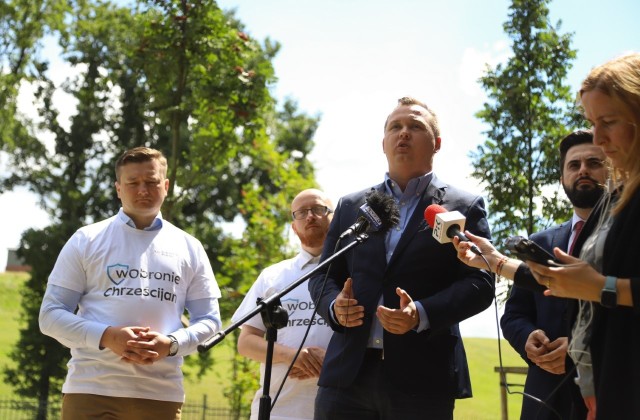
[501,222,586,420]
[308,175,494,398]
[586,188,640,419]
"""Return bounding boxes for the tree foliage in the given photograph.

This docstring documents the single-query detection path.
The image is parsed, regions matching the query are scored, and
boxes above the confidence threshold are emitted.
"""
[1,0,319,414]
[473,0,582,242]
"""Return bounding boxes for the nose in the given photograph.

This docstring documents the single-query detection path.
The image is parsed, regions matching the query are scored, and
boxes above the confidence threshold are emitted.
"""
[592,126,606,146]
[137,184,149,195]
[578,161,590,176]
[399,126,410,139]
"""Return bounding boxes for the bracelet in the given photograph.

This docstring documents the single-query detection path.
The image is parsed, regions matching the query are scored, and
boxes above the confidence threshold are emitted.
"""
[495,256,509,278]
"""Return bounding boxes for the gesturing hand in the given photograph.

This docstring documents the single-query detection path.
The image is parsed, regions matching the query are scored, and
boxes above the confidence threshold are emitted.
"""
[334,277,365,327]
[376,287,419,334]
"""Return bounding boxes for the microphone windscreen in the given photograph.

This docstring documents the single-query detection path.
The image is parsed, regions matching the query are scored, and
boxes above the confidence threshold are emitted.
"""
[424,204,447,229]
[364,190,400,233]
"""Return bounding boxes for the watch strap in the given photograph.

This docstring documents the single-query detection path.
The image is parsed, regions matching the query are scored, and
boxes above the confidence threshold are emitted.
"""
[600,276,618,308]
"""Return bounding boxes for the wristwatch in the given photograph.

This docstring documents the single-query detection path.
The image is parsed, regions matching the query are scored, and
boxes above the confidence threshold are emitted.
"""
[167,335,179,356]
[600,276,618,308]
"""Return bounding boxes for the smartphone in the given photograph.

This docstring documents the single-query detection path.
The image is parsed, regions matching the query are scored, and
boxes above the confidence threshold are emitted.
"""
[504,236,560,266]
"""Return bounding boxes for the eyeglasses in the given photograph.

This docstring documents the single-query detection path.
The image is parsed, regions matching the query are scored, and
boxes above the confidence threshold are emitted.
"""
[292,206,333,220]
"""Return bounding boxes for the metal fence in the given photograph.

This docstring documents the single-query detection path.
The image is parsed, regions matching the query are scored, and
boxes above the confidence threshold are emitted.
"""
[0,396,249,420]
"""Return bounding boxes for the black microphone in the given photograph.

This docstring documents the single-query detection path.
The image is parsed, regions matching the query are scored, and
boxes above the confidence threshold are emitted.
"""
[339,190,400,239]
[424,204,482,255]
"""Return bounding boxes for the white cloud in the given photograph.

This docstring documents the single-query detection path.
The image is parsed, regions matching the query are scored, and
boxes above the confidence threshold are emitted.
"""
[458,40,511,98]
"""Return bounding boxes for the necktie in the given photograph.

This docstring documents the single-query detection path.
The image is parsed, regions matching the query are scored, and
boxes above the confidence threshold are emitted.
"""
[569,220,585,255]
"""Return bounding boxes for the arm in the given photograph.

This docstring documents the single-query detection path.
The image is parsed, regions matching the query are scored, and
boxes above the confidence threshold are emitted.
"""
[168,297,221,356]
[420,196,495,331]
[237,325,325,379]
[40,284,160,364]
[39,284,109,350]
[500,285,538,363]
[126,297,222,361]
[308,197,353,330]
[530,249,635,306]
[454,231,546,293]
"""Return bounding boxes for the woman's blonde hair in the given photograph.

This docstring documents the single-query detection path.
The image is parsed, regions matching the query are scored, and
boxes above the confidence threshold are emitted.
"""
[579,52,640,214]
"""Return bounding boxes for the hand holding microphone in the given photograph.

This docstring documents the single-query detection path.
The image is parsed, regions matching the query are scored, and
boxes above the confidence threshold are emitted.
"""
[424,205,505,273]
[424,204,482,255]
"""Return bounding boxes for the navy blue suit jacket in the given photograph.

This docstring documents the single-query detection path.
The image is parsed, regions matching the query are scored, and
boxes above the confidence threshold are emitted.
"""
[501,222,586,419]
[309,176,494,398]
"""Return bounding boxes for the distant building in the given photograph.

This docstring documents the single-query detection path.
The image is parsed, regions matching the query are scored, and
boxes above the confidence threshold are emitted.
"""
[5,248,31,272]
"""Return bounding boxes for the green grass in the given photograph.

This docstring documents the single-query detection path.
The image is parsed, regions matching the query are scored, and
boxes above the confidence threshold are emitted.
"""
[0,271,30,398]
[457,337,526,419]
[0,272,526,418]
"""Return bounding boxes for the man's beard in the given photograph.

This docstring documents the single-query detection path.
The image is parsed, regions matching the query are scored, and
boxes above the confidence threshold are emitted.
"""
[563,177,605,209]
[298,227,327,249]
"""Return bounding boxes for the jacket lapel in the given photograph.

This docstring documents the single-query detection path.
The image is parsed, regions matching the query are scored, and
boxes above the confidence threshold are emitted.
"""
[551,221,572,252]
[387,175,447,270]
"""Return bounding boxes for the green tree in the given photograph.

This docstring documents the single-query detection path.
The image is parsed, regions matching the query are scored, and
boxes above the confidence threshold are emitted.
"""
[473,0,582,242]
[1,0,320,416]
[0,0,70,153]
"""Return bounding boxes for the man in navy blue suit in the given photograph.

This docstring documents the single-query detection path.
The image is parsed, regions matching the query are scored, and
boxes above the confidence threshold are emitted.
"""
[309,97,494,420]
[500,130,608,419]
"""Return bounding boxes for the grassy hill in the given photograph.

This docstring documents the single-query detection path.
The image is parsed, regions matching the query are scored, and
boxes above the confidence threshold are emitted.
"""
[0,272,526,418]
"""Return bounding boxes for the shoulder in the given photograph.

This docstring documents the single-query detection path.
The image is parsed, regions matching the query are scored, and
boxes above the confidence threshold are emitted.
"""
[260,256,298,279]
[160,220,202,244]
[339,185,380,205]
[75,215,118,239]
[530,221,570,241]
[433,175,484,206]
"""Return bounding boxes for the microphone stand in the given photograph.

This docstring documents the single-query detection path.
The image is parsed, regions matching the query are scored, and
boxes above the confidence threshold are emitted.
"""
[198,232,370,419]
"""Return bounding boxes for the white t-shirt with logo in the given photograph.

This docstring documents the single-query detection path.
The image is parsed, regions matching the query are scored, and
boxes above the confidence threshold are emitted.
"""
[46,211,221,402]
[231,250,333,420]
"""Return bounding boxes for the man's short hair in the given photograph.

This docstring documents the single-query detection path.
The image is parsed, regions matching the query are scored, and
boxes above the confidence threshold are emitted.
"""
[559,129,594,175]
[115,147,168,181]
[386,96,440,139]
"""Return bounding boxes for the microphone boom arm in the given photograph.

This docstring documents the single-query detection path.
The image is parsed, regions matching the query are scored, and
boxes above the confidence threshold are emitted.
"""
[198,232,370,353]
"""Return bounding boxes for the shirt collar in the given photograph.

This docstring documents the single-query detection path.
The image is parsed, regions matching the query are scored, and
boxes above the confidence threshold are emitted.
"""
[570,212,585,230]
[117,208,164,231]
[384,172,433,199]
[297,248,320,270]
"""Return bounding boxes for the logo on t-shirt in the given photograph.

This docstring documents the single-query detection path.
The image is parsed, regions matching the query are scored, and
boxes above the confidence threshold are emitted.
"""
[107,263,129,285]
[280,298,328,328]
[103,263,180,304]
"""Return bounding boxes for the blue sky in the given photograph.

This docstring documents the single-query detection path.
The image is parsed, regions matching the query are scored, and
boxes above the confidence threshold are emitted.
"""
[209,0,639,337]
[215,0,638,206]
[1,0,638,335]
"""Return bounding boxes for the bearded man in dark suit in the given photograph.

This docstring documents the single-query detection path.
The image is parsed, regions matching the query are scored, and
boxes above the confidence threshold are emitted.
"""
[500,129,608,420]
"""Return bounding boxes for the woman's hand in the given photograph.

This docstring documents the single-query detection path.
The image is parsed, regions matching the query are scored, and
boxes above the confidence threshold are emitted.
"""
[528,248,605,302]
[453,231,503,271]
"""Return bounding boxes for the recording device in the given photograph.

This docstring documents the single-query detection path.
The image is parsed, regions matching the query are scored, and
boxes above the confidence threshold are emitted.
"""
[424,204,481,255]
[339,190,400,239]
[504,236,560,266]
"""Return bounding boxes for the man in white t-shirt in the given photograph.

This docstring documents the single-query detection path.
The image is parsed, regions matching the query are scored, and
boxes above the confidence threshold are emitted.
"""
[231,189,334,420]
[39,147,222,420]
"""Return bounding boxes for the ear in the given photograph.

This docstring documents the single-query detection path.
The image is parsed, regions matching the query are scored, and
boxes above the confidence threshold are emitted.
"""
[115,181,122,198]
[163,178,170,192]
[434,137,442,153]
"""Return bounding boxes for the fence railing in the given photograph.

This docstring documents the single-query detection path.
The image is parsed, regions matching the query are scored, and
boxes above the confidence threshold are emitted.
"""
[0,396,249,420]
